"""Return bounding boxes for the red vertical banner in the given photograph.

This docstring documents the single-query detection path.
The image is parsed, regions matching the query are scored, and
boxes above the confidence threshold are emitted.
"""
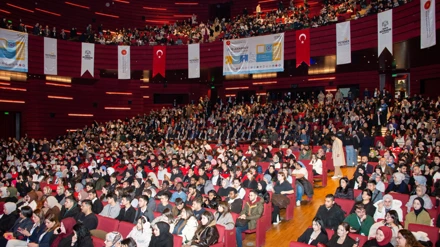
[153,46,166,77]
[296,29,310,67]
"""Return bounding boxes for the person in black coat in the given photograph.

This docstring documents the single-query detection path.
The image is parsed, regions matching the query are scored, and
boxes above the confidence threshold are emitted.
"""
[59,196,81,220]
[87,189,103,214]
[242,172,258,190]
[314,194,346,230]
[149,222,173,247]
[70,223,94,247]
[188,211,219,247]
[116,194,136,223]
[0,206,33,247]
[298,217,329,246]
[0,202,19,235]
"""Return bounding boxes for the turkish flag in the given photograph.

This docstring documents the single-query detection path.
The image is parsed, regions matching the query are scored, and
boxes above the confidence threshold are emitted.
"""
[296,29,310,67]
[153,46,166,77]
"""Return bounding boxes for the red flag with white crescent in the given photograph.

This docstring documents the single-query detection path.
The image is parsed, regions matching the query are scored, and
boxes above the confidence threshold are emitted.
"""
[153,46,166,77]
[296,29,310,67]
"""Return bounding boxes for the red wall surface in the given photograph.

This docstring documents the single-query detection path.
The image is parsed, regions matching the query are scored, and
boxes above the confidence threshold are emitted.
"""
[0,0,439,139]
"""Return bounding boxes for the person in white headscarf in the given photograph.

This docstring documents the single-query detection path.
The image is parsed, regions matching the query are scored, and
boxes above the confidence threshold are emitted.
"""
[373,194,403,222]
[127,216,152,246]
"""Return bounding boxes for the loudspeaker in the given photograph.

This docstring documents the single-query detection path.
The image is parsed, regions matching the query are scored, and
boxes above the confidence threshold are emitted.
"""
[93,102,98,108]
[142,16,145,21]
[50,113,55,118]
[128,100,132,105]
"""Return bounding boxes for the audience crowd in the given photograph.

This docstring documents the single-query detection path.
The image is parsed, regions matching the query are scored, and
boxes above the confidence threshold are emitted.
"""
[0,87,438,246]
[0,0,412,46]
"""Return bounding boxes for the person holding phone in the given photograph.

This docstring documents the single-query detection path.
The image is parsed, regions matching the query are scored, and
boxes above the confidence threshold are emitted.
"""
[50,217,76,247]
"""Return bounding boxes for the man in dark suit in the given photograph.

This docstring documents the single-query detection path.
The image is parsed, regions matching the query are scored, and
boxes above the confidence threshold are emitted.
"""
[87,189,103,214]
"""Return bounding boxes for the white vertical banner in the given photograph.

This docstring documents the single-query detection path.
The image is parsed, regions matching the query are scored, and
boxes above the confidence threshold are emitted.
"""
[81,43,95,77]
[188,43,200,79]
[378,9,393,56]
[421,0,436,49]
[336,21,351,65]
[118,46,130,79]
[44,37,57,75]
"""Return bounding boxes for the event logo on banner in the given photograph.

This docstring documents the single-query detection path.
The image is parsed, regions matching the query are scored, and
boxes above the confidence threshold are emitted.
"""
[378,9,393,55]
[0,29,28,72]
[188,43,200,79]
[44,37,57,75]
[223,33,284,75]
[81,43,95,77]
[421,0,436,49]
[153,46,166,78]
[296,30,310,67]
[336,21,351,65]
[118,46,130,79]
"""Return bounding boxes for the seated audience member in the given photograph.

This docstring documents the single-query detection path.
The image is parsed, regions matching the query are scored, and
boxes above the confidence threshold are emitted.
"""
[235,190,263,247]
[396,229,425,247]
[133,178,145,198]
[186,185,201,206]
[156,181,172,199]
[92,172,106,191]
[355,180,383,203]
[355,156,374,175]
[326,222,356,247]
[18,192,38,211]
[210,168,223,186]
[334,177,354,200]
[291,161,309,206]
[349,174,367,190]
[309,154,323,175]
[185,211,219,247]
[350,189,376,217]
[214,201,234,230]
[127,216,152,247]
[363,226,393,247]
[171,198,185,218]
[70,223,93,247]
[343,202,374,236]
[202,190,221,210]
[22,213,57,247]
[272,173,294,224]
[87,189,103,215]
[217,179,231,197]
[314,194,346,230]
[59,196,81,220]
[151,208,175,231]
[55,185,65,203]
[156,194,173,213]
[373,194,404,222]
[150,222,173,247]
[173,206,198,243]
[43,196,61,220]
[242,171,258,190]
[99,193,121,219]
[51,216,76,247]
[406,185,433,212]
[404,197,431,228]
[5,209,43,246]
[368,210,403,246]
[232,178,246,199]
[227,188,243,214]
[134,195,154,223]
[170,182,187,203]
[76,199,98,231]
[104,231,123,247]
[197,176,215,195]
[297,217,329,246]
[116,194,136,223]
[385,172,409,194]
[191,197,206,221]
[0,206,33,246]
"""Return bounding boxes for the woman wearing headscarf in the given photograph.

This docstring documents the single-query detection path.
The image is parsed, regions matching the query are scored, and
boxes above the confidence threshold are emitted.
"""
[217,179,230,197]
[43,196,61,220]
[385,172,409,194]
[50,217,76,247]
[256,181,270,204]
[127,216,152,247]
[6,187,18,203]
[363,226,393,247]
[373,194,403,222]
[369,210,403,246]
[147,173,160,189]
[149,222,173,247]
[0,188,9,202]
[0,203,18,234]
[263,174,274,192]
[406,184,433,212]
[404,197,431,228]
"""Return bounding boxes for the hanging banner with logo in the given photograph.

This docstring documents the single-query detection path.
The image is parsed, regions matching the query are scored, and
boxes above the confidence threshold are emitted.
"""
[81,43,95,77]
[0,29,28,72]
[223,33,284,75]
[421,0,436,49]
[188,43,200,79]
[44,37,57,75]
[153,46,166,78]
[118,46,130,79]
[336,21,351,65]
[378,9,393,55]
[296,30,310,67]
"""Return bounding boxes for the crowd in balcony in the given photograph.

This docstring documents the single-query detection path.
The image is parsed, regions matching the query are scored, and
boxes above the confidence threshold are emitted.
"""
[0,0,412,46]
[0,86,439,246]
